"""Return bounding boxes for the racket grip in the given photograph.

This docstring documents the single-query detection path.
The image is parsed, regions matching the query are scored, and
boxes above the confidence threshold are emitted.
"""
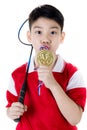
[14,81,27,122]
[14,117,20,122]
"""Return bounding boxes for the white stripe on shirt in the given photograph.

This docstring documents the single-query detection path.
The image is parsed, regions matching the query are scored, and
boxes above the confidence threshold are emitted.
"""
[8,76,18,96]
[66,70,85,91]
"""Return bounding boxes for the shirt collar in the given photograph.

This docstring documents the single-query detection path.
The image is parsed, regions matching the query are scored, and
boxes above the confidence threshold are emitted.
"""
[53,55,65,72]
[28,54,65,73]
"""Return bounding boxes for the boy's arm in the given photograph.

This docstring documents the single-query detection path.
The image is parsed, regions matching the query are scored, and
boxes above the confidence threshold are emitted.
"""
[49,82,83,125]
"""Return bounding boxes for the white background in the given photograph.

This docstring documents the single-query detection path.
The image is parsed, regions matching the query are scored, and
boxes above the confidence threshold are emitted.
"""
[0,0,87,129]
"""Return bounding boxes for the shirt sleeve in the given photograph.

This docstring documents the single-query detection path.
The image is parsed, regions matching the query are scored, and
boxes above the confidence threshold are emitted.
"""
[6,75,18,107]
[66,70,86,111]
[6,90,18,107]
[6,63,27,107]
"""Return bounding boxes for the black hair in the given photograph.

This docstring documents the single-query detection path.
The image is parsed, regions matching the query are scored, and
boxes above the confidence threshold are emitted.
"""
[29,4,64,31]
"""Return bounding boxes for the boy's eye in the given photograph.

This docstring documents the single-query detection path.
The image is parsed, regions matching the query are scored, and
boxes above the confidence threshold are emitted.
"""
[35,31,42,34]
[50,31,57,35]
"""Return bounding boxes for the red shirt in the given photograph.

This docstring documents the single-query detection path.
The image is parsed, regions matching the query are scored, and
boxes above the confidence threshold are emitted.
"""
[6,55,86,130]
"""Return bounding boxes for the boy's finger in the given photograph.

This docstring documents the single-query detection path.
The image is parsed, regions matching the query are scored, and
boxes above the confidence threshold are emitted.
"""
[24,105,28,111]
[12,102,24,108]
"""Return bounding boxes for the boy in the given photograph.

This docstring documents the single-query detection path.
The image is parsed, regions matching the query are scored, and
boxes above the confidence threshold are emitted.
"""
[6,4,86,130]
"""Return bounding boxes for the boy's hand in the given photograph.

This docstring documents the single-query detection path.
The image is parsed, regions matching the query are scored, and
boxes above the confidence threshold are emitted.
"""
[37,65,57,89]
[7,102,27,120]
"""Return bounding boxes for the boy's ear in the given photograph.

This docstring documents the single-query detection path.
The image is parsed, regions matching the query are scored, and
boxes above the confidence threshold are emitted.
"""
[60,32,65,43]
[27,31,31,42]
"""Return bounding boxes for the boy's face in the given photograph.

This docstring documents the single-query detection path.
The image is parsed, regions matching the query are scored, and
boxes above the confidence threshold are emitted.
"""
[27,17,65,54]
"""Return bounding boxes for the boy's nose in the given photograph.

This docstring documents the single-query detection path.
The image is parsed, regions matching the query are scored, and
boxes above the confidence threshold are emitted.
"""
[41,38,51,45]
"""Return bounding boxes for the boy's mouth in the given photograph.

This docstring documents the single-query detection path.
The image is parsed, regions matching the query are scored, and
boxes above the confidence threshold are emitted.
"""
[39,45,50,51]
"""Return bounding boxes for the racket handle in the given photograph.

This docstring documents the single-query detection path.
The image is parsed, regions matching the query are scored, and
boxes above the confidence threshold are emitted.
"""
[14,118,20,122]
[14,81,27,122]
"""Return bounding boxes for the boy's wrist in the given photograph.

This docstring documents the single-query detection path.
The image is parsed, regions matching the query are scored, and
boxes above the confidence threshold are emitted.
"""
[46,79,58,90]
